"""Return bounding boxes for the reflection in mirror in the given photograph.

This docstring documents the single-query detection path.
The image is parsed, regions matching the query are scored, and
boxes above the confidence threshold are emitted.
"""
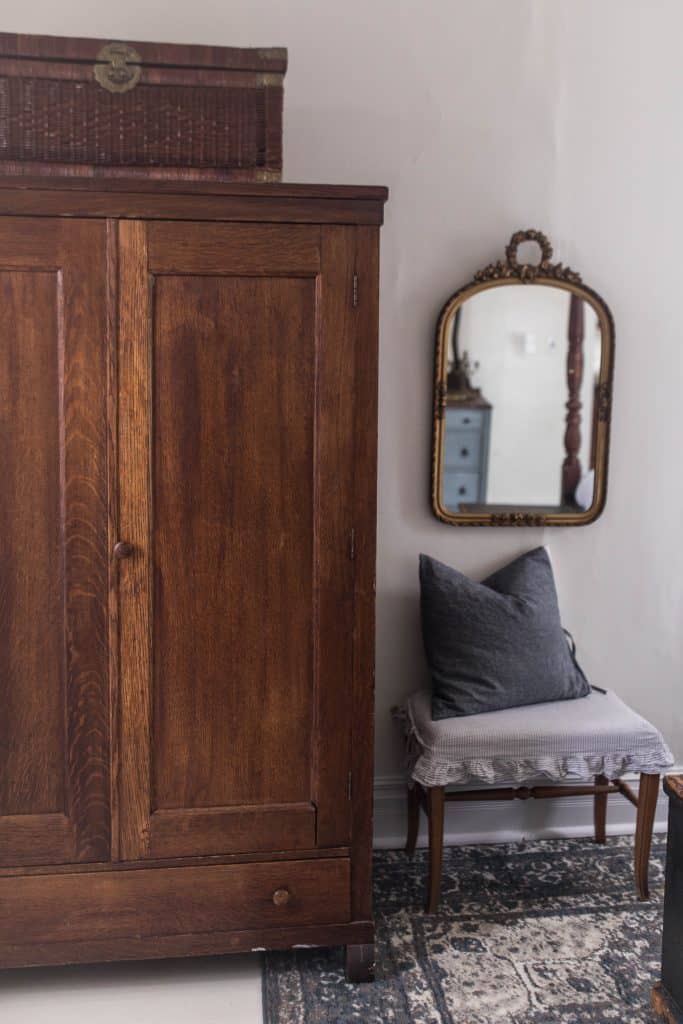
[443,285,602,512]
[432,229,614,526]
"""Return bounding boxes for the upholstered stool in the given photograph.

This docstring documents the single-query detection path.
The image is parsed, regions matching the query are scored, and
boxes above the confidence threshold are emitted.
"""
[400,689,674,913]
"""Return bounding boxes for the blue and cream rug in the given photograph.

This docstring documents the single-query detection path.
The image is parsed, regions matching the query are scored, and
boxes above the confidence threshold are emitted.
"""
[264,835,666,1023]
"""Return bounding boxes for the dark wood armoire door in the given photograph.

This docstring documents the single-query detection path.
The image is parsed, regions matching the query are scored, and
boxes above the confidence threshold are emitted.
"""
[117,220,358,861]
[0,217,110,868]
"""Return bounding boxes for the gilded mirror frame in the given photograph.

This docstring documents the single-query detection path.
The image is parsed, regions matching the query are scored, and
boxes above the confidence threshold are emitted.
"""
[431,230,615,526]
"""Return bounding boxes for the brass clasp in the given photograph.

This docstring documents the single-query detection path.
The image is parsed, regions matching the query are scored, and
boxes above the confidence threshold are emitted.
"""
[94,42,142,94]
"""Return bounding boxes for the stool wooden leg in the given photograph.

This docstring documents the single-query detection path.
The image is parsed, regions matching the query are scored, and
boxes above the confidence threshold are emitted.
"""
[635,773,660,901]
[594,773,608,844]
[405,784,420,857]
[426,786,445,914]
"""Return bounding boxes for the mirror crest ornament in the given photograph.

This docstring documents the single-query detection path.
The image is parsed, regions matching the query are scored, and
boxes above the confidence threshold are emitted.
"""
[432,230,614,526]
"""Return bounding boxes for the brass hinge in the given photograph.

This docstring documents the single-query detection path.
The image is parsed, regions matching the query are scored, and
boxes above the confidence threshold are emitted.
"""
[347,771,353,800]
[352,273,359,308]
[349,527,356,561]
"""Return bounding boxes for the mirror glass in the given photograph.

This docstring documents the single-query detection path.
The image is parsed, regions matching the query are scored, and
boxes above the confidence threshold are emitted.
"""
[438,283,608,519]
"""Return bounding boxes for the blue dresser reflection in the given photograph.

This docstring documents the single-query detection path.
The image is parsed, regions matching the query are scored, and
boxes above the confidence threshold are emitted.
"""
[443,401,492,509]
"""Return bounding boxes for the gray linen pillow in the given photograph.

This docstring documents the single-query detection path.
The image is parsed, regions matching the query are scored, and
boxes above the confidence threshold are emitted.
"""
[420,547,590,719]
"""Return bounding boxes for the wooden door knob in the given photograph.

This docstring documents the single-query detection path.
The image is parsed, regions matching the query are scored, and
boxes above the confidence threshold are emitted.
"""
[113,541,134,560]
[272,888,290,907]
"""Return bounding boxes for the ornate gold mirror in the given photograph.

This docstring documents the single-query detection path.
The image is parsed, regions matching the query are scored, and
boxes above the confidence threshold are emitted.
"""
[432,230,614,526]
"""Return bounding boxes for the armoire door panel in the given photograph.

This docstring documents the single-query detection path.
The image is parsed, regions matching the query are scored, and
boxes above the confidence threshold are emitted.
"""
[117,221,355,861]
[0,218,110,867]
[0,270,64,821]
[152,273,316,811]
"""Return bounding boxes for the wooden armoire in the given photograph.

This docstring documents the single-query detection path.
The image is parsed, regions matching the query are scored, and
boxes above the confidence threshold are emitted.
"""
[0,176,387,980]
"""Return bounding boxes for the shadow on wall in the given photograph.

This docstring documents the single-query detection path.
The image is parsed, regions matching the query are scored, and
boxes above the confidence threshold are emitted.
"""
[375,584,428,765]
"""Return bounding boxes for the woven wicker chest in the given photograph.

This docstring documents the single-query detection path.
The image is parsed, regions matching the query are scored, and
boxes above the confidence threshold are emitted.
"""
[0,32,286,181]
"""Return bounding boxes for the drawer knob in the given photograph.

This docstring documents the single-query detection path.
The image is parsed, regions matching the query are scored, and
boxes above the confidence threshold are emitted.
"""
[459,486,467,496]
[272,888,291,907]
[113,541,134,560]
[460,448,469,457]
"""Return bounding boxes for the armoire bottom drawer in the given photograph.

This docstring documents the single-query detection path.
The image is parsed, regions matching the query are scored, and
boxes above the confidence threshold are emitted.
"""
[0,857,351,946]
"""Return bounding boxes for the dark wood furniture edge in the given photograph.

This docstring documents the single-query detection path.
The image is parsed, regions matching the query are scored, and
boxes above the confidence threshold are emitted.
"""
[345,942,375,983]
[0,846,351,878]
[0,178,388,225]
[653,983,683,1024]
[347,225,381,977]
[0,32,288,72]
[0,920,374,970]
[0,185,385,982]
[0,175,389,201]
[664,774,683,804]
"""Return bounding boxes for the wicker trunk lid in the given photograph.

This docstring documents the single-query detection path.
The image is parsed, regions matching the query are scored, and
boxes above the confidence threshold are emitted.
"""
[0,33,286,181]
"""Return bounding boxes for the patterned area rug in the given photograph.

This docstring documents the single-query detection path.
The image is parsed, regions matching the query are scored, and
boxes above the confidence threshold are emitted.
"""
[263,835,666,1023]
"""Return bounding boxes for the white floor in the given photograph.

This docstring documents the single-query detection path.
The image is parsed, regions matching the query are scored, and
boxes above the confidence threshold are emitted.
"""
[0,955,264,1024]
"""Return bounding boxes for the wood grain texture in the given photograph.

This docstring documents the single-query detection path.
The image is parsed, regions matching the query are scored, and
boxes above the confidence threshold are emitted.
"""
[0,181,387,226]
[0,217,109,867]
[594,772,608,844]
[314,227,357,848]
[0,187,387,968]
[0,815,74,868]
[0,919,373,970]
[635,773,660,900]
[106,218,121,862]
[350,226,381,921]
[117,221,361,863]
[145,806,315,859]
[147,221,320,275]
[426,787,445,914]
[151,273,315,817]
[0,845,350,878]
[60,220,111,863]
[0,857,350,946]
[0,175,387,201]
[652,983,683,1024]
[0,269,63,819]
[117,220,153,861]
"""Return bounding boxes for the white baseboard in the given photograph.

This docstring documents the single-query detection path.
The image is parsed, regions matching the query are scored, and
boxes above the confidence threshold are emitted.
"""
[372,769,679,849]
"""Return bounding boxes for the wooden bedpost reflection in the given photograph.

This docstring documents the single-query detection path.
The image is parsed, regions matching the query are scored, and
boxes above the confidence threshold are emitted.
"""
[562,292,584,503]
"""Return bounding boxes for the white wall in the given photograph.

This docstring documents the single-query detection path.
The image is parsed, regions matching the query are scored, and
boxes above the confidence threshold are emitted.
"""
[8,2,682,790]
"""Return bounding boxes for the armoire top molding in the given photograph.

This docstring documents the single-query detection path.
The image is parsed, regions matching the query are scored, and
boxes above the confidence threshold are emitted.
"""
[0,176,389,225]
